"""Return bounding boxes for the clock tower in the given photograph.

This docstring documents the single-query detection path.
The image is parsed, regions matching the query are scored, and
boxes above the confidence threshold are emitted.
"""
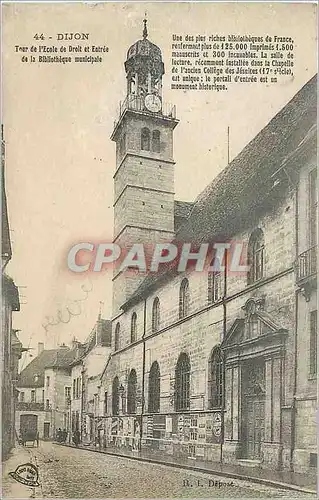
[111,19,178,315]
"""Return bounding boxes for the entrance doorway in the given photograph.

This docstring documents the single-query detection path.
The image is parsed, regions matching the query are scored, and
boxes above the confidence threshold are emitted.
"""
[241,359,265,459]
[43,422,50,439]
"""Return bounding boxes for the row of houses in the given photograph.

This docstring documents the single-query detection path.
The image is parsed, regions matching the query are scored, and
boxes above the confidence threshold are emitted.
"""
[16,316,112,443]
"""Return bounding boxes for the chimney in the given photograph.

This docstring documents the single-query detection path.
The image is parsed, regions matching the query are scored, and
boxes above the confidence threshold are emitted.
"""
[38,342,44,355]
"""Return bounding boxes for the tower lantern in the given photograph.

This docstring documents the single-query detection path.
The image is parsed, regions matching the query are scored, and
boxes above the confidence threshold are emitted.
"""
[124,18,164,110]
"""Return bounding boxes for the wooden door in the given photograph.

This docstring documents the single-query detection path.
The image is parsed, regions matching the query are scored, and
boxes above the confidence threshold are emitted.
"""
[43,422,50,439]
[243,396,265,459]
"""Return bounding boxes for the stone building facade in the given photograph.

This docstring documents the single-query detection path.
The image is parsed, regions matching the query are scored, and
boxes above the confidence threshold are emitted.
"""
[96,25,317,475]
[2,124,24,459]
[69,317,111,443]
[16,343,77,439]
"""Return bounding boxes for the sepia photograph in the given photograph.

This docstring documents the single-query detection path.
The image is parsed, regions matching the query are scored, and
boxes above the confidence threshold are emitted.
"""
[1,2,317,498]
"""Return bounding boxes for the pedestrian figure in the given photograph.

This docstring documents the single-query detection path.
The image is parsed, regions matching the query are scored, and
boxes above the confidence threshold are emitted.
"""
[72,429,80,446]
[62,428,67,442]
[18,430,23,445]
[56,428,62,442]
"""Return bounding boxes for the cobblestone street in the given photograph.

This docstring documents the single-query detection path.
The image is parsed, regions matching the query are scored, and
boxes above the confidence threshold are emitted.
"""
[2,442,316,499]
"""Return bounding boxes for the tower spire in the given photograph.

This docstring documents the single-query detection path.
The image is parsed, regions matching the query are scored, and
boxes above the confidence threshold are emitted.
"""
[143,13,148,39]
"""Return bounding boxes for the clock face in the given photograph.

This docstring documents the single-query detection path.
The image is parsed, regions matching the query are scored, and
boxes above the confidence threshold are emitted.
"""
[144,94,162,113]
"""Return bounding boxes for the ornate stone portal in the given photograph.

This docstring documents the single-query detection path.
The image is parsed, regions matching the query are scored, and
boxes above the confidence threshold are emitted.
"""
[222,297,287,469]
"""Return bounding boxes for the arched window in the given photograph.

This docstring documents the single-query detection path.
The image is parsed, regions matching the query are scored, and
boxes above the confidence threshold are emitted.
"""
[148,361,160,413]
[152,297,160,332]
[208,254,223,304]
[112,376,119,415]
[175,353,190,411]
[141,128,150,151]
[208,271,222,304]
[131,312,137,343]
[127,369,137,414]
[152,130,160,153]
[247,228,264,284]
[114,323,120,351]
[208,346,224,409]
[179,278,190,319]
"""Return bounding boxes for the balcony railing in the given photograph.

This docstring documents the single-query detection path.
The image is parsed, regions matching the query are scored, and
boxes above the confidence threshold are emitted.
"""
[16,402,45,411]
[296,245,317,282]
[113,94,177,130]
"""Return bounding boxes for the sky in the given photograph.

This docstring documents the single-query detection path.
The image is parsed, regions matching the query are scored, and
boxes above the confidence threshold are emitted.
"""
[2,2,317,369]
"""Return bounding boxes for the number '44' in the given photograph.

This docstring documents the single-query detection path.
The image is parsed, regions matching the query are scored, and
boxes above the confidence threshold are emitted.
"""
[34,33,45,40]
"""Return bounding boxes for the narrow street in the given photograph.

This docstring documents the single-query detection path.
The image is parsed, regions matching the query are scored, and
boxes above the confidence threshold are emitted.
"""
[2,441,315,499]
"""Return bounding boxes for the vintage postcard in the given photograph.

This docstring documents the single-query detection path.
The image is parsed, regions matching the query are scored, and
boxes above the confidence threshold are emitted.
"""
[1,1,318,499]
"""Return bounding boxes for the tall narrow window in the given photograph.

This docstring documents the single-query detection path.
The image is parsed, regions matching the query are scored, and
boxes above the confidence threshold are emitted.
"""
[104,391,108,415]
[76,378,79,399]
[309,169,317,248]
[179,278,190,319]
[148,361,160,413]
[31,390,36,403]
[65,387,71,405]
[112,376,119,416]
[20,392,25,402]
[72,378,76,399]
[127,369,137,414]
[247,228,264,284]
[131,313,137,343]
[247,313,260,339]
[114,322,120,351]
[208,346,224,408]
[46,376,50,387]
[175,353,190,411]
[208,271,222,304]
[141,128,150,151]
[152,130,160,153]
[310,310,317,377]
[152,297,160,332]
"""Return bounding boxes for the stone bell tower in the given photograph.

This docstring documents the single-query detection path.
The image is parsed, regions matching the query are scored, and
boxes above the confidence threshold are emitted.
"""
[111,19,179,316]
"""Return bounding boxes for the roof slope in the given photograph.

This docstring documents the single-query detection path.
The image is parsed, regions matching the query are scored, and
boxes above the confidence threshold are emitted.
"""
[18,347,77,388]
[71,318,112,366]
[174,200,194,231]
[123,74,317,309]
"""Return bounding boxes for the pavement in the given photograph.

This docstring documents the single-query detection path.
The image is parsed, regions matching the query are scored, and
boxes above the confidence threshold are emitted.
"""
[2,441,317,499]
[59,441,317,495]
[2,442,43,499]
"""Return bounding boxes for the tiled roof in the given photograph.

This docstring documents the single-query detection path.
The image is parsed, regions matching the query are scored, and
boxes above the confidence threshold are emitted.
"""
[70,318,112,366]
[17,347,77,388]
[174,200,194,231]
[122,74,317,310]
